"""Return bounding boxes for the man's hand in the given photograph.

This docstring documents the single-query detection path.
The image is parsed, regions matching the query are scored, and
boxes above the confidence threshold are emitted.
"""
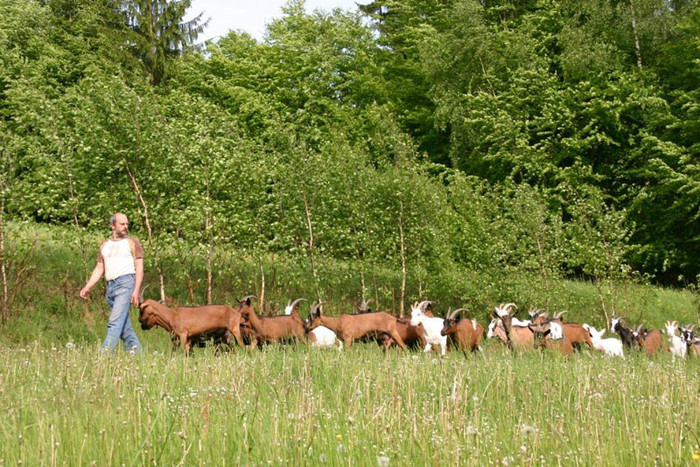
[131,290,140,307]
[79,287,91,300]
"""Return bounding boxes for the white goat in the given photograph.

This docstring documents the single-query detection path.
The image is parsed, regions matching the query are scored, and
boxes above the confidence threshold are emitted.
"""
[410,300,448,356]
[307,325,343,350]
[285,299,342,350]
[582,324,624,358]
[664,321,686,359]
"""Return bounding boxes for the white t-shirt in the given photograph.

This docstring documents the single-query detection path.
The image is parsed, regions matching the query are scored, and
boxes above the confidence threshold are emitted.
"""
[98,237,144,281]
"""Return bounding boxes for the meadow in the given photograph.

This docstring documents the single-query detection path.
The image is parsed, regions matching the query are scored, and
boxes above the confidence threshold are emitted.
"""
[1,221,699,465]
[0,337,698,466]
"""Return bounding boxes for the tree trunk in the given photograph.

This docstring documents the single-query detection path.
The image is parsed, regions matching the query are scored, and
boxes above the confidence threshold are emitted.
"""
[628,0,643,70]
[398,201,406,318]
[65,160,92,324]
[0,194,7,322]
[126,165,165,301]
[205,184,213,304]
[303,191,321,302]
[259,261,266,314]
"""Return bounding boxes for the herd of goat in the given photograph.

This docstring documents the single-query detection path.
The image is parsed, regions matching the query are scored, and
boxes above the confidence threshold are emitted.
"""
[136,290,700,358]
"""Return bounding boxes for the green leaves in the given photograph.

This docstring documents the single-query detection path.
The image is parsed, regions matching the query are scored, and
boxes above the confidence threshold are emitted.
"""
[122,0,207,86]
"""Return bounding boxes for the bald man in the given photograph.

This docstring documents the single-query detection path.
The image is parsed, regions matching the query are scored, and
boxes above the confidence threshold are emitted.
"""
[80,212,143,353]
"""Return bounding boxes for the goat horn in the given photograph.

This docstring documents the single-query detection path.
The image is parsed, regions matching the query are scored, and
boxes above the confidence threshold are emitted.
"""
[310,301,323,316]
[138,284,150,305]
[418,300,434,311]
[451,308,468,319]
[290,298,307,309]
[554,310,568,320]
[241,295,257,304]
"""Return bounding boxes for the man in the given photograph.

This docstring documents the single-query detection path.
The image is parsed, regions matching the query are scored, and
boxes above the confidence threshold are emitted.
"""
[79,212,144,353]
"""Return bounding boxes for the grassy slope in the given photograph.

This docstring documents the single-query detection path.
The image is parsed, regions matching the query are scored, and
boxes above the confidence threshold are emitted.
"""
[3,221,698,347]
[1,222,699,464]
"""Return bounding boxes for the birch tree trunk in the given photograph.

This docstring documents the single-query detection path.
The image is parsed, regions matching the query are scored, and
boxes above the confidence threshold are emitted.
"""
[303,191,321,303]
[398,201,406,318]
[126,165,165,302]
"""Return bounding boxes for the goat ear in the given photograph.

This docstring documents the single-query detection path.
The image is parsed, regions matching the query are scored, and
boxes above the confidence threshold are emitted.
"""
[543,329,551,337]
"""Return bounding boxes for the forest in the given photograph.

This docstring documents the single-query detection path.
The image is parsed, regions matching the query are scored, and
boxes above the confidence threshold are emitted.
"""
[1,0,699,321]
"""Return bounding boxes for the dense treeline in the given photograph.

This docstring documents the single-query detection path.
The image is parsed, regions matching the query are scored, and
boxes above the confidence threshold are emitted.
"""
[1,0,698,314]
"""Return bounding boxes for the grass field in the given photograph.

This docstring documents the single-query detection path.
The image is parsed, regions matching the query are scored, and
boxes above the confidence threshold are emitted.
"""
[2,221,699,464]
[1,337,698,466]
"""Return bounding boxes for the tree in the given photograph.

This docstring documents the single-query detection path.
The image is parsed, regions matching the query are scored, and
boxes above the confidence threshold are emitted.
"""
[359,0,454,164]
[122,0,207,86]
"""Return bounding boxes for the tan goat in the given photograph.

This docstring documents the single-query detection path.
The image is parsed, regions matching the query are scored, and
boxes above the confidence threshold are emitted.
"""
[440,308,483,354]
[236,296,307,345]
[530,310,596,351]
[633,325,665,356]
[490,303,535,350]
[138,296,243,353]
[306,302,407,350]
[378,317,426,351]
[488,318,535,349]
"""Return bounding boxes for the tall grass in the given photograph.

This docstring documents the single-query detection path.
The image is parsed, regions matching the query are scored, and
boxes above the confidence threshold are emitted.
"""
[2,222,699,464]
[0,342,698,465]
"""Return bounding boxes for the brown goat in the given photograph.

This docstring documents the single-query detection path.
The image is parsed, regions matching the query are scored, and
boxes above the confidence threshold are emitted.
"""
[634,326,665,355]
[681,325,700,357]
[379,307,433,350]
[306,303,407,350]
[527,319,574,356]
[236,296,306,345]
[488,318,535,350]
[138,298,243,353]
[441,308,483,354]
[379,317,426,351]
[542,334,574,356]
[530,311,596,351]
[561,323,595,350]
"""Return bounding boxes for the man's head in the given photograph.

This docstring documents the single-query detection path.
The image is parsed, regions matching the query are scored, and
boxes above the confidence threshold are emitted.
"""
[110,212,129,239]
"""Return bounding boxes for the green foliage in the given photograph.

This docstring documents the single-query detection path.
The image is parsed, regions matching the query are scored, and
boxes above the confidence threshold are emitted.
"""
[121,0,206,85]
[0,0,698,291]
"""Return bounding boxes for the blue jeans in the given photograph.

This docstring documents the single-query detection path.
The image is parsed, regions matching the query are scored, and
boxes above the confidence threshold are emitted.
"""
[102,274,142,353]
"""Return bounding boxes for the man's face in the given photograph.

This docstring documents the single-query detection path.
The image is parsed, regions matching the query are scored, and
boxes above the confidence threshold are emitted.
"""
[111,215,129,238]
